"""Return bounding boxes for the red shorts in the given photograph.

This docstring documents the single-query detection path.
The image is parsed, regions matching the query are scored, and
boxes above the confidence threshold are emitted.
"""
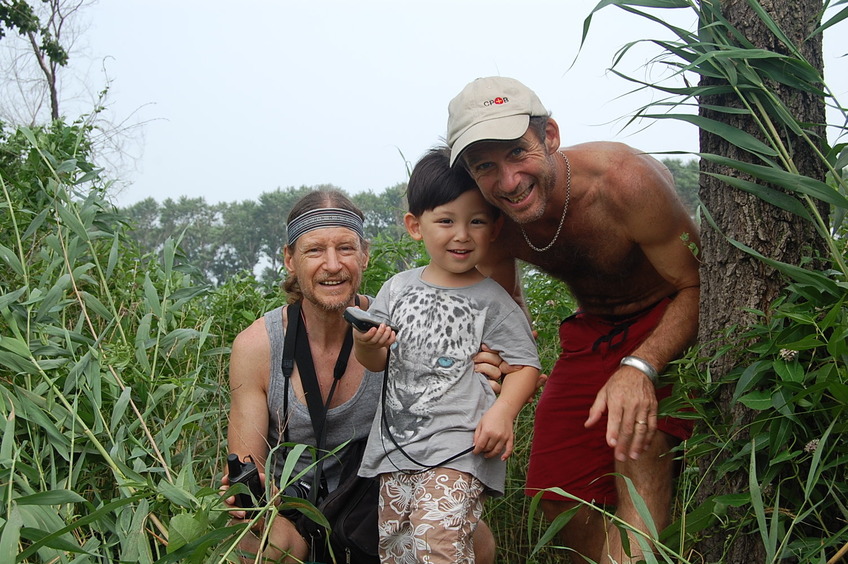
[525,298,693,506]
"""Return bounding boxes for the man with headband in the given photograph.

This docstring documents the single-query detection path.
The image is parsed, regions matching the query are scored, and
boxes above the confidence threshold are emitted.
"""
[446,77,701,563]
[222,189,498,562]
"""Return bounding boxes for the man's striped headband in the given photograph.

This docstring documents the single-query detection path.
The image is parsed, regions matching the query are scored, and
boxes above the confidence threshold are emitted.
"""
[286,207,366,246]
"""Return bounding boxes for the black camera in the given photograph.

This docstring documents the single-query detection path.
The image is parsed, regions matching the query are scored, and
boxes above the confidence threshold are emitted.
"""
[283,479,313,500]
[227,453,265,517]
[279,479,313,520]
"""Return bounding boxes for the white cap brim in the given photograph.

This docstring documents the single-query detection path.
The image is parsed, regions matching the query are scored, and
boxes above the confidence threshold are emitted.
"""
[449,114,531,166]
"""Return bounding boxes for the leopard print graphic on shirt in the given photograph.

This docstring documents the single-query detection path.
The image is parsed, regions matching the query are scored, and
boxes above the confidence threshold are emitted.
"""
[383,287,481,443]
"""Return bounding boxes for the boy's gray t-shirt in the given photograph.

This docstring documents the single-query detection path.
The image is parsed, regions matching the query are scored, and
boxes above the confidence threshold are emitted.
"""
[358,267,540,496]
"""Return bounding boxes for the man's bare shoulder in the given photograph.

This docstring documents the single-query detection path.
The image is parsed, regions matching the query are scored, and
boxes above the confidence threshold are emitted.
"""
[569,142,675,205]
[232,316,271,358]
[230,316,272,394]
[567,141,665,175]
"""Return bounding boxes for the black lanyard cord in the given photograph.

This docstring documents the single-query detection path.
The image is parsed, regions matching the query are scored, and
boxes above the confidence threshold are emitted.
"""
[379,348,474,474]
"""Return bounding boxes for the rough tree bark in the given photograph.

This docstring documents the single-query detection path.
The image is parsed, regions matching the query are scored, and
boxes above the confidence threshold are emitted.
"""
[696,0,827,561]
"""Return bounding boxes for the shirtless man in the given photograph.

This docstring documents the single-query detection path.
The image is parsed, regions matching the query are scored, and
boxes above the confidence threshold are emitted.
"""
[446,76,701,563]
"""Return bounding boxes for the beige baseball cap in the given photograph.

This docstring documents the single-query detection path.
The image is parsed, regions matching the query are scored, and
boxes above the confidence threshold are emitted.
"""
[447,76,549,166]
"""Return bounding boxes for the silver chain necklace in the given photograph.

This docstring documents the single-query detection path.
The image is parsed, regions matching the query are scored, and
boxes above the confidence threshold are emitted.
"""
[520,150,571,252]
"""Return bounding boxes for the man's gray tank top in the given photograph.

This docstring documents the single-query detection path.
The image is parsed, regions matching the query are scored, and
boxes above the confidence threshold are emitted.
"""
[264,305,382,492]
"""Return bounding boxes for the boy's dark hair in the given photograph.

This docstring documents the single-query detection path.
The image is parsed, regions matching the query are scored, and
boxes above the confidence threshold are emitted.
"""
[407,146,499,218]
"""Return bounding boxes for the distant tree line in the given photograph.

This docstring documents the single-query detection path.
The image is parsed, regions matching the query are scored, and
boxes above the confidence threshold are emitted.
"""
[120,158,698,285]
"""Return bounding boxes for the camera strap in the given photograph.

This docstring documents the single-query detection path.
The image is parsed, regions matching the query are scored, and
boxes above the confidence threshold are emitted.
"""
[281,298,356,503]
[379,346,474,473]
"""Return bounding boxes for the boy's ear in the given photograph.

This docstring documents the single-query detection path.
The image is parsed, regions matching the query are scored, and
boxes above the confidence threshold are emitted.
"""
[403,212,423,241]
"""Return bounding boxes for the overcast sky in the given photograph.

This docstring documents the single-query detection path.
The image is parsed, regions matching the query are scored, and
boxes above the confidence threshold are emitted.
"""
[58,1,848,207]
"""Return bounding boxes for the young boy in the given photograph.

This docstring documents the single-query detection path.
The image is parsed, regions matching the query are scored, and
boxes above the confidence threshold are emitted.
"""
[353,147,541,563]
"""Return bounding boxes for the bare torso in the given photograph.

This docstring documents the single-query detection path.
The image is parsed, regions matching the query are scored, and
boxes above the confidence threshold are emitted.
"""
[505,223,676,315]
[492,142,697,316]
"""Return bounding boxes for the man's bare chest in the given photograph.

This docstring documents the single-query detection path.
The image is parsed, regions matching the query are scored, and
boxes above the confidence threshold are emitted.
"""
[504,220,642,284]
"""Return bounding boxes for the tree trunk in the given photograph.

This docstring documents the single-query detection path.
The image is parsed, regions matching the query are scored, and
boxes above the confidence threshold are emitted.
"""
[696,0,827,561]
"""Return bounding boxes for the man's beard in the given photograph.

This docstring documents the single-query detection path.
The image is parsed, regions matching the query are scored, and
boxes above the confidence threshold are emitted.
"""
[315,295,352,313]
[302,279,359,314]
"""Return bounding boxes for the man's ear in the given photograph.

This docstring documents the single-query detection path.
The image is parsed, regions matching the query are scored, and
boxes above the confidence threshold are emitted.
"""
[361,248,370,271]
[490,214,505,242]
[403,212,423,241]
[544,118,561,155]
[283,245,294,273]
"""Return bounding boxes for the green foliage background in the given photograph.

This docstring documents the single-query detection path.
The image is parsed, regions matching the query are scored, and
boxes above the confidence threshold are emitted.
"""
[0,118,843,563]
[1,0,847,562]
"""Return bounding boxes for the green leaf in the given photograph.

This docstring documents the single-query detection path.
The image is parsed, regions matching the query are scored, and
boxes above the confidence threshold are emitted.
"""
[167,513,207,553]
[16,494,147,561]
[55,158,77,174]
[169,286,210,302]
[18,526,89,554]
[14,490,86,506]
[21,208,49,241]
[14,503,81,559]
[773,359,804,383]
[646,113,778,156]
[532,504,581,553]
[111,386,132,433]
[580,0,689,59]
[143,274,162,318]
[106,233,120,278]
[705,172,812,221]
[770,388,796,419]
[154,524,247,563]
[826,327,848,358]
[700,153,848,209]
[135,313,152,373]
[779,335,824,351]
[157,479,198,509]
[56,204,90,239]
[705,222,842,296]
[738,390,772,410]
[828,383,848,405]
[0,505,23,563]
[620,474,659,539]
[119,498,154,564]
[20,126,37,146]
[36,273,73,322]
[732,360,769,403]
[0,350,38,375]
[804,419,836,499]
[0,334,33,359]
[0,243,24,277]
[812,5,848,36]
[749,443,775,561]
[0,286,27,311]
[79,290,112,320]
